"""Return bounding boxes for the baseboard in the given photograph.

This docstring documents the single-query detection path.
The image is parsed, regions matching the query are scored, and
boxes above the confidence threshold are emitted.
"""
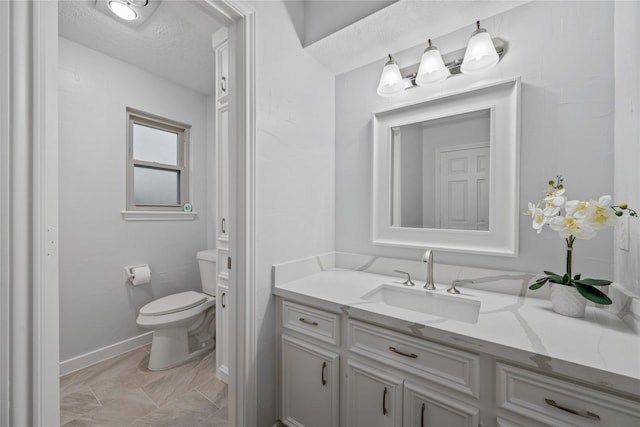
[59,332,153,376]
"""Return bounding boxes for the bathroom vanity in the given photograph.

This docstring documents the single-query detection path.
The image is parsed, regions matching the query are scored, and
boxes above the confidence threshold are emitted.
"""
[273,253,640,427]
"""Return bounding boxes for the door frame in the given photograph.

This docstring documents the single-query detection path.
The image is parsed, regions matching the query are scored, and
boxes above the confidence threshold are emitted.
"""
[0,1,257,425]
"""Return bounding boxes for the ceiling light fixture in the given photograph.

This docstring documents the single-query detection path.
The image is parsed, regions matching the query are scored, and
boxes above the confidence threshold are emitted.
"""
[108,0,138,21]
[415,39,450,86]
[460,20,500,74]
[376,20,505,96]
[376,54,404,97]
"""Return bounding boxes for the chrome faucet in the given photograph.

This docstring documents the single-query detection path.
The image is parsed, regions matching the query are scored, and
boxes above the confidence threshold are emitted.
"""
[447,279,474,294]
[394,270,415,287]
[422,250,436,290]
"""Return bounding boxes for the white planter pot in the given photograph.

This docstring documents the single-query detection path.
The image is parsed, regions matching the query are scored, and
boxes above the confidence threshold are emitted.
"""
[549,283,586,318]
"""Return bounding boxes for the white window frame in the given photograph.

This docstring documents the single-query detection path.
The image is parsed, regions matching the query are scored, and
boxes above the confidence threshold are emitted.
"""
[126,108,191,212]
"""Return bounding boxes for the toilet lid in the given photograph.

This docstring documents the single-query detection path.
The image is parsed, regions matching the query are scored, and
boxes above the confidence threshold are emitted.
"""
[140,291,208,316]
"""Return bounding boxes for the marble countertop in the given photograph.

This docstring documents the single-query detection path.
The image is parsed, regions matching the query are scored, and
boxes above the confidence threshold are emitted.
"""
[272,253,640,397]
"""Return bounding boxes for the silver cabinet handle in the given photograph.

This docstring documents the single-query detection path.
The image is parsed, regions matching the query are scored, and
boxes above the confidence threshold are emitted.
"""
[321,361,327,386]
[298,317,318,326]
[221,292,226,308]
[221,218,226,233]
[545,399,601,421]
[382,387,388,415]
[421,403,425,427]
[389,346,418,359]
[221,76,227,92]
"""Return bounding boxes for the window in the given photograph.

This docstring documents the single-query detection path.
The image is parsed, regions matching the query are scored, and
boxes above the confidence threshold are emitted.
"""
[126,109,190,211]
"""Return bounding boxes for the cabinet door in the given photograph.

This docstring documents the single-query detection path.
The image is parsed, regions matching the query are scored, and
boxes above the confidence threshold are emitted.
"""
[281,335,339,427]
[403,381,479,427]
[347,359,403,427]
[216,41,229,100]
[215,283,229,382]
[216,104,229,243]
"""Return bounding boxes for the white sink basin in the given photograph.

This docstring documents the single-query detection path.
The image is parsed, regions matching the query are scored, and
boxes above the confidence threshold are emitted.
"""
[361,284,481,323]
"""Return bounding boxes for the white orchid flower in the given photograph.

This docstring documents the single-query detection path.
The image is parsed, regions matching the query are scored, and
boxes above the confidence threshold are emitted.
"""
[564,199,589,218]
[584,196,617,229]
[543,195,565,217]
[549,215,597,240]
[532,207,547,233]
[525,202,538,218]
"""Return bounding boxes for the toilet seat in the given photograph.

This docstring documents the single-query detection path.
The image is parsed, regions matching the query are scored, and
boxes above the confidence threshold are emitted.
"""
[140,291,207,316]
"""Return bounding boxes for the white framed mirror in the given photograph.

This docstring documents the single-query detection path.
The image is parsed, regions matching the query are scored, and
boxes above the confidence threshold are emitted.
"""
[372,78,521,256]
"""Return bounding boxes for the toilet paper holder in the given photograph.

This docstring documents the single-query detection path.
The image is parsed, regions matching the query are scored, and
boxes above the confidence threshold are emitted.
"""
[124,264,151,284]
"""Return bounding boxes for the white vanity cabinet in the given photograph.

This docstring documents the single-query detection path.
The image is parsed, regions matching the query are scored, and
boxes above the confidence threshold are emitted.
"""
[278,301,341,427]
[213,32,229,383]
[496,363,640,427]
[215,281,228,381]
[347,320,480,427]
[281,335,339,427]
[276,297,640,427]
[216,40,229,102]
[347,358,403,427]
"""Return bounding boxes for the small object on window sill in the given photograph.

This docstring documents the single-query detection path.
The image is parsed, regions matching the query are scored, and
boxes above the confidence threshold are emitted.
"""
[121,210,198,222]
[184,203,192,212]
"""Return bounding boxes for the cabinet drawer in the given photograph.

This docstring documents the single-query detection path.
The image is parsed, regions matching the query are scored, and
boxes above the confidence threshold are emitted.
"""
[348,320,479,397]
[282,301,340,346]
[497,362,640,426]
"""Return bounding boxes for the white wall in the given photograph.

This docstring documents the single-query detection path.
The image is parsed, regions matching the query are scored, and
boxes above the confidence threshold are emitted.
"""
[250,1,336,425]
[336,1,616,279]
[58,38,211,361]
[614,1,640,297]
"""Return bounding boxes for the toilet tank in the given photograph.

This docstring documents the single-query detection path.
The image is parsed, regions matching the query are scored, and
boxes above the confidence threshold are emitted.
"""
[196,249,217,296]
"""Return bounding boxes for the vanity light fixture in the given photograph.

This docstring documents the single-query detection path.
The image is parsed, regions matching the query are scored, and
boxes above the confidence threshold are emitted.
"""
[108,0,138,20]
[376,20,505,96]
[415,39,450,86]
[376,54,405,97]
[460,20,500,74]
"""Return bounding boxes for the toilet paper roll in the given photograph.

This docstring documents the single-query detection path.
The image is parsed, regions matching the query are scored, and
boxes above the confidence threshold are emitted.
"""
[131,266,151,286]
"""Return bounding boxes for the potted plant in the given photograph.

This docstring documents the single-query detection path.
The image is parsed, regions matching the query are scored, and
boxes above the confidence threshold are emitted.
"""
[526,176,636,317]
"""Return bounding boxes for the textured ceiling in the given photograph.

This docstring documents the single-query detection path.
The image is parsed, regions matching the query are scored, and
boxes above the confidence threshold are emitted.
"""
[59,0,224,95]
[306,0,531,75]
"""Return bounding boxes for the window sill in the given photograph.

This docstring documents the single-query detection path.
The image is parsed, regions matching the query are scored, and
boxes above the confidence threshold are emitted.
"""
[121,210,198,222]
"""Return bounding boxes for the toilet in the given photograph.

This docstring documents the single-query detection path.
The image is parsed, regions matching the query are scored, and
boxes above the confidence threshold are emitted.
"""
[136,249,217,370]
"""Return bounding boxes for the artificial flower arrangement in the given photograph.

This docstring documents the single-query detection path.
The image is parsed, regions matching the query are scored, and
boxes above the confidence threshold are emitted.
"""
[526,176,636,305]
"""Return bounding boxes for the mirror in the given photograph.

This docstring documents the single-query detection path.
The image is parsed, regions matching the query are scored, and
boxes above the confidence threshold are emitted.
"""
[372,78,521,256]
[391,109,490,230]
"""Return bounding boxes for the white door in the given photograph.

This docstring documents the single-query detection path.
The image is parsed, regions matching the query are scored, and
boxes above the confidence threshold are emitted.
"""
[281,336,339,427]
[347,359,403,427]
[403,381,479,427]
[435,143,489,230]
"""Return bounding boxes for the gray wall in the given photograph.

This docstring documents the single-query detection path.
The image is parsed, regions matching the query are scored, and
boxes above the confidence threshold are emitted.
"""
[251,2,336,425]
[399,123,423,227]
[614,2,640,296]
[335,1,615,279]
[58,38,211,361]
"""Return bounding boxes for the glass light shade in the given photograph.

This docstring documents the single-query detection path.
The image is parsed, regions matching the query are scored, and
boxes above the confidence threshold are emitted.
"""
[460,30,499,74]
[108,1,138,21]
[377,57,404,97]
[415,47,450,86]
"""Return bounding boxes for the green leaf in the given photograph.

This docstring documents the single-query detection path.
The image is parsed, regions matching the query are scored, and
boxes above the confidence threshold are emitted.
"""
[574,274,581,280]
[574,278,612,287]
[529,278,549,290]
[543,271,564,283]
[562,274,570,284]
[574,283,613,305]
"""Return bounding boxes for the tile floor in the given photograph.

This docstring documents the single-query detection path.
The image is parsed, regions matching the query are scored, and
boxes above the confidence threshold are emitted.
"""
[60,346,227,426]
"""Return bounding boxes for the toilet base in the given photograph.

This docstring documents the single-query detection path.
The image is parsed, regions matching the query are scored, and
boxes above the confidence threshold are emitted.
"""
[146,307,216,370]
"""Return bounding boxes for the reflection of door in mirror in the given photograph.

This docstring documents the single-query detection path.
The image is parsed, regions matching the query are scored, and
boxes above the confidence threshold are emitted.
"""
[391,109,490,230]
[435,144,489,230]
